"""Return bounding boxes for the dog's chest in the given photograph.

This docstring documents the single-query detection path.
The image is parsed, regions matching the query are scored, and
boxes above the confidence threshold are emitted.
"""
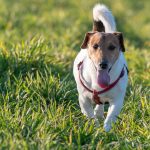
[80,85,115,104]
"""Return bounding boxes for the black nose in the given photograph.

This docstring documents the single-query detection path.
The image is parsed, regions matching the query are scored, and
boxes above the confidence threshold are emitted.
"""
[99,61,108,69]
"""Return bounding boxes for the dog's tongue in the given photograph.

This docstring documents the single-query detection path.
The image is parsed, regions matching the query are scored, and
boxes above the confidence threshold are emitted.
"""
[97,70,110,88]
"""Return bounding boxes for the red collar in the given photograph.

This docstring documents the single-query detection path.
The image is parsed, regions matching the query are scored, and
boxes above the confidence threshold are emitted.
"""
[78,61,127,105]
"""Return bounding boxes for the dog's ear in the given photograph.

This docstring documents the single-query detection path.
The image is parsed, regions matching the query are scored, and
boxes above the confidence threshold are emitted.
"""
[81,32,96,49]
[114,32,125,52]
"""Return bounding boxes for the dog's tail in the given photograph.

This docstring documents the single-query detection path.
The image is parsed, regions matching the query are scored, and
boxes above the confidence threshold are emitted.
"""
[93,4,116,33]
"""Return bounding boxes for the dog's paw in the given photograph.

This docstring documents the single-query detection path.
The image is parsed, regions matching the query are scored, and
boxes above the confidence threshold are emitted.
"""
[90,118,99,127]
[104,123,111,132]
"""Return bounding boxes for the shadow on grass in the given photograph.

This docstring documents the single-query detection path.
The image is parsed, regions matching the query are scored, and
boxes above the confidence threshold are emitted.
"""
[0,52,77,107]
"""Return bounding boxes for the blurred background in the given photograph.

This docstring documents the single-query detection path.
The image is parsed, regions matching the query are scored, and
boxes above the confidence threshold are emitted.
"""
[0,0,149,48]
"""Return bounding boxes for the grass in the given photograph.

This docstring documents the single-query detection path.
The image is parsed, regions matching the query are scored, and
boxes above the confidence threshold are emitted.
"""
[0,0,149,149]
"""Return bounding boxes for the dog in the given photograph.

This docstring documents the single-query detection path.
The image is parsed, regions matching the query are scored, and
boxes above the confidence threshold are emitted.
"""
[73,4,128,132]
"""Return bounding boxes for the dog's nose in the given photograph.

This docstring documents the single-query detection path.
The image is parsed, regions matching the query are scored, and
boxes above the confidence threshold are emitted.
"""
[99,61,108,69]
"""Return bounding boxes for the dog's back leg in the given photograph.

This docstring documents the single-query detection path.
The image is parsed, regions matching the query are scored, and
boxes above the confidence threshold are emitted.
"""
[94,104,104,119]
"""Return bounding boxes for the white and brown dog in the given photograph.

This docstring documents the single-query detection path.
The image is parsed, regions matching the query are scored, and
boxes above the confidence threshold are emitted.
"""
[73,4,128,132]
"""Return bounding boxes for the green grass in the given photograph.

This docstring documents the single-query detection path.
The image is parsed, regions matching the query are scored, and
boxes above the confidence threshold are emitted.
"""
[0,0,149,149]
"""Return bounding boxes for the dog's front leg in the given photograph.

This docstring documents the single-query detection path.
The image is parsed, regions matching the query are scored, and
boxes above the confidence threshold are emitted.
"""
[104,99,123,132]
[79,95,100,126]
[79,95,95,118]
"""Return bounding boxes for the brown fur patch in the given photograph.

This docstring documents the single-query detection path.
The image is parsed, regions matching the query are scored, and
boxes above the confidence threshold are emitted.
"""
[80,32,97,49]
[93,20,105,32]
[113,32,125,52]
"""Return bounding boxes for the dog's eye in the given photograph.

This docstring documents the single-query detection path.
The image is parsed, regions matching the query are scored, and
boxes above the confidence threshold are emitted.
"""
[93,44,99,49]
[108,45,116,51]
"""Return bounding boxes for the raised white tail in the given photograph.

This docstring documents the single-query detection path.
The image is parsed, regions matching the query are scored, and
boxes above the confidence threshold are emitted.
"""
[93,4,116,33]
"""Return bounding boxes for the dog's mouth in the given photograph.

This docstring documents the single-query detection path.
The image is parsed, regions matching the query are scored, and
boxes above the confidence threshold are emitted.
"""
[97,69,110,88]
[91,60,112,88]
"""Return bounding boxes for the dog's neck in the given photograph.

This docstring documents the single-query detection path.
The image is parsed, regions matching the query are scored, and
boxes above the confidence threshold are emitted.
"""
[81,51,126,91]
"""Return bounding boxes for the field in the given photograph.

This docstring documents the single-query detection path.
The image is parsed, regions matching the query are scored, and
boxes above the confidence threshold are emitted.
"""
[0,0,149,149]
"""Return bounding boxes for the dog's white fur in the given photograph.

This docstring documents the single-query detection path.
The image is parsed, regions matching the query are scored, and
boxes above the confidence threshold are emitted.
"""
[93,4,116,33]
[73,4,128,132]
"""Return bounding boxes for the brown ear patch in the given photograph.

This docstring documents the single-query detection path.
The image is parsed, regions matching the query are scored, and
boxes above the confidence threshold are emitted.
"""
[114,32,125,52]
[80,32,97,49]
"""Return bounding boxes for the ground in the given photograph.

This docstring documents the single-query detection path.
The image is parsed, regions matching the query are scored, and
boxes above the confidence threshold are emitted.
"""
[0,0,149,149]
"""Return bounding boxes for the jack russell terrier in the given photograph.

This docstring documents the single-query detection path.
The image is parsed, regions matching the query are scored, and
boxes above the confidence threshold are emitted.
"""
[73,4,128,132]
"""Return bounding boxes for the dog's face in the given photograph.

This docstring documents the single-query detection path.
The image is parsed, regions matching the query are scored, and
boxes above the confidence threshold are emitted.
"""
[81,32,125,70]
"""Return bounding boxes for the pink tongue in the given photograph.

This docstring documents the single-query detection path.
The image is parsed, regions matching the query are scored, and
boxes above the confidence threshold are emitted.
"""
[97,70,110,88]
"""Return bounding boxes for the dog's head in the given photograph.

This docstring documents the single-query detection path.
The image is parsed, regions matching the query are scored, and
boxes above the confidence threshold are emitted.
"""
[81,31,125,69]
[81,31,125,88]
